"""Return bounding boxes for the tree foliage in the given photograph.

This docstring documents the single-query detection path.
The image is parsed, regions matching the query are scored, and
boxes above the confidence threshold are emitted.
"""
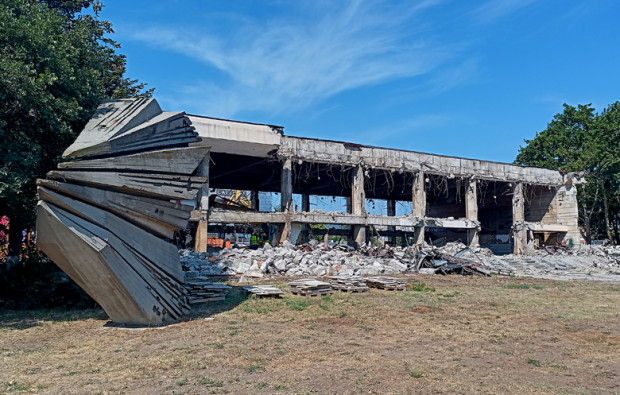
[0,0,151,257]
[515,103,620,244]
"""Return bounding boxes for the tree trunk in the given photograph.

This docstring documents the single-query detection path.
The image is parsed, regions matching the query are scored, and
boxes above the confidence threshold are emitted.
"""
[7,216,24,266]
[600,180,614,245]
[613,215,620,245]
[580,206,592,244]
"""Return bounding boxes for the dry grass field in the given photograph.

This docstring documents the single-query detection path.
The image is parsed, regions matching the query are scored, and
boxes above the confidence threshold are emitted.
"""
[1,275,618,394]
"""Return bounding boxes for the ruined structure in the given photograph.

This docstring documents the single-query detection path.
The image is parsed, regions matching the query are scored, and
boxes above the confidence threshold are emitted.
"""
[191,107,581,253]
[36,98,581,325]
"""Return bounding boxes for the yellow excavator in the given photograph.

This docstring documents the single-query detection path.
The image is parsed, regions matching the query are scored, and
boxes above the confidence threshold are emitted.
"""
[209,189,253,211]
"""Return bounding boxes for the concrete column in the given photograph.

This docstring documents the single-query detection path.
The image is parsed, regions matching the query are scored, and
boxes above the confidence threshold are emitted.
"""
[194,152,210,252]
[300,194,310,243]
[412,171,426,246]
[512,182,527,254]
[387,199,396,245]
[465,178,479,247]
[351,165,366,246]
[250,190,259,211]
[279,157,293,244]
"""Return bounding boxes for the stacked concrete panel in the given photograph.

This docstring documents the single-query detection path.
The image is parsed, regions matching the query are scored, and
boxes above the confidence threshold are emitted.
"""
[36,98,210,325]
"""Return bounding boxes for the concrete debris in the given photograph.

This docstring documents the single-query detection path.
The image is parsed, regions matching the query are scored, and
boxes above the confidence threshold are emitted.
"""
[328,276,369,293]
[365,276,407,290]
[289,279,331,296]
[180,242,620,282]
[242,285,285,297]
[185,281,231,304]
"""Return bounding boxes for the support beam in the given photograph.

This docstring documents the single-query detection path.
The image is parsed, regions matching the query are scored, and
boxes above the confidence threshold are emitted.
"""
[512,182,527,254]
[351,165,366,246]
[387,199,396,245]
[412,171,426,245]
[300,194,310,243]
[194,153,210,252]
[279,157,293,244]
[465,178,479,247]
[250,190,259,211]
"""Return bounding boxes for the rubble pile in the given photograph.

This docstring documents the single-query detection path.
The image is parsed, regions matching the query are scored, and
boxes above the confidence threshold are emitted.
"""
[180,240,620,282]
[483,244,620,281]
[181,239,420,278]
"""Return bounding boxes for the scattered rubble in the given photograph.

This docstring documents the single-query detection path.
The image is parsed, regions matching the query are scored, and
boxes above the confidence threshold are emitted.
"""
[180,241,620,282]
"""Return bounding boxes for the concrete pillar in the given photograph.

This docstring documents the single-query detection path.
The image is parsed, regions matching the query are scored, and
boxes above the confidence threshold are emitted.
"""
[465,178,479,247]
[387,199,396,245]
[194,152,210,252]
[351,165,366,246]
[512,182,527,254]
[279,157,293,244]
[250,190,259,211]
[345,197,352,213]
[300,194,310,243]
[412,171,426,246]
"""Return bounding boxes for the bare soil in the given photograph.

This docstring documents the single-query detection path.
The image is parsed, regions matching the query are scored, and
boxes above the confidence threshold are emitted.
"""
[1,275,618,394]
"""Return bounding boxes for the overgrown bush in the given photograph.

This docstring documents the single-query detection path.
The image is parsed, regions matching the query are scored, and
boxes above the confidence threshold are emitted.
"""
[0,245,97,309]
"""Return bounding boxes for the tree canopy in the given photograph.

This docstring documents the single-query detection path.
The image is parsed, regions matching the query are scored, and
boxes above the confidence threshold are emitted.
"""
[515,103,620,244]
[0,0,151,258]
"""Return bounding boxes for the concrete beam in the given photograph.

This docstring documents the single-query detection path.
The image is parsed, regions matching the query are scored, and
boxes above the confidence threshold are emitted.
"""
[205,210,477,229]
[281,136,565,186]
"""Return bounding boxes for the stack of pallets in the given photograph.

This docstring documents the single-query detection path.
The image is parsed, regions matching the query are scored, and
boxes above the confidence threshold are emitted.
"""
[365,276,407,291]
[185,282,231,304]
[243,285,285,297]
[289,279,331,296]
[328,276,369,293]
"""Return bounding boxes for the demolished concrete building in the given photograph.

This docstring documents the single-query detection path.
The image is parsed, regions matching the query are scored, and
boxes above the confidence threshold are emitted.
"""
[189,105,581,253]
[36,98,582,325]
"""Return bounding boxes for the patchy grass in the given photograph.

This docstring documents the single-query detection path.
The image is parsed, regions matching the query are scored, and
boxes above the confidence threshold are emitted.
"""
[527,359,542,367]
[197,377,223,387]
[0,276,618,394]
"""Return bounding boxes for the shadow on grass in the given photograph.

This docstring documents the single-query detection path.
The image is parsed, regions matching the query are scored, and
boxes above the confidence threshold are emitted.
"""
[0,308,107,330]
[189,285,250,319]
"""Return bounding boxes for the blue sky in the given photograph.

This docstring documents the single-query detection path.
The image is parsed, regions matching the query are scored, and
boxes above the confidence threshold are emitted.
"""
[102,0,620,164]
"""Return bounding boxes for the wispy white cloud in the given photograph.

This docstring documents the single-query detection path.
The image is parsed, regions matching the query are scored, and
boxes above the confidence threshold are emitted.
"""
[128,0,455,117]
[470,0,537,24]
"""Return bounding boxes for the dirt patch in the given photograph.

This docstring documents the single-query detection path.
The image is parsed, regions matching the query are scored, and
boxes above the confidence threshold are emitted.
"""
[0,276,618,394]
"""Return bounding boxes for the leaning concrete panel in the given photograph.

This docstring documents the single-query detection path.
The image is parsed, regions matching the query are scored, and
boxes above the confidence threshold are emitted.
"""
[36,98,209,325]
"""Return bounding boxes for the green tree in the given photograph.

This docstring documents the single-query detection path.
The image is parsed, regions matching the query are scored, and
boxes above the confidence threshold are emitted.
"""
[515,103,620,244]
[0,0,151,261]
